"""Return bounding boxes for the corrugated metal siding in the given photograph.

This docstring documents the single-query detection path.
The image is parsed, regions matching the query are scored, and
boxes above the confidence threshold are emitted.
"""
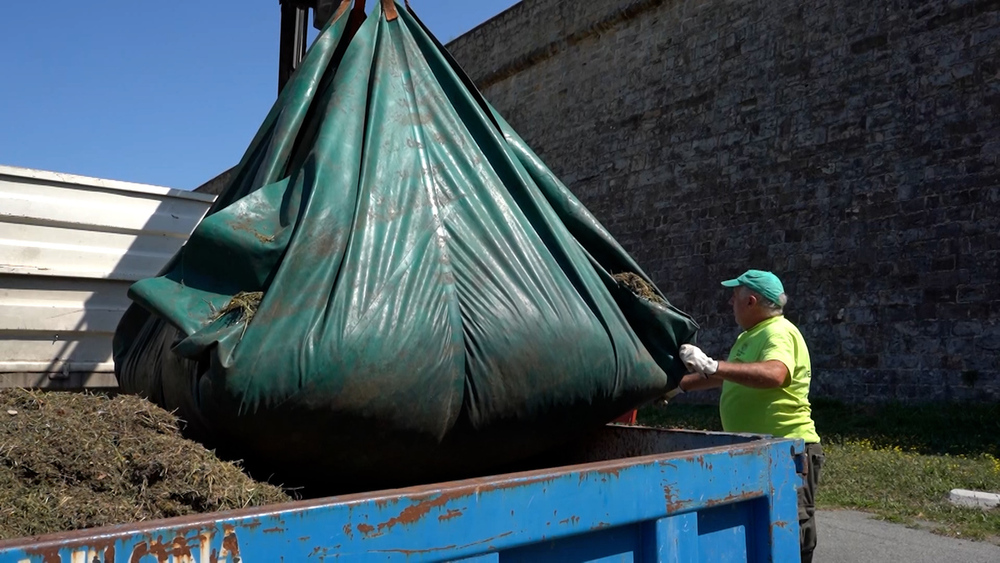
[0,165,215,388]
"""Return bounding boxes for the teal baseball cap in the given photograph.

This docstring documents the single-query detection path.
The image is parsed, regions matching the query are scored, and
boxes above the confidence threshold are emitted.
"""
[721,269,785,305]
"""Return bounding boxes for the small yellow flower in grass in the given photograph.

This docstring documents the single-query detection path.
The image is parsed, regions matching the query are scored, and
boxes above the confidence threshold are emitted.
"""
[985,453,1000,475]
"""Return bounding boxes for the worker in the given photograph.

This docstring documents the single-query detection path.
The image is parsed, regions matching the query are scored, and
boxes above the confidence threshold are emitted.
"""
[673,269,823,563]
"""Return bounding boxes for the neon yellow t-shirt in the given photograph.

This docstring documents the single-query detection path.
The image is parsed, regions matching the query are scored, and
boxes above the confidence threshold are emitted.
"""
[719,316,820,443]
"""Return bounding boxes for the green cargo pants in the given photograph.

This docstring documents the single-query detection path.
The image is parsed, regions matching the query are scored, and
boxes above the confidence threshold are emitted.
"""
[799,443,824,563]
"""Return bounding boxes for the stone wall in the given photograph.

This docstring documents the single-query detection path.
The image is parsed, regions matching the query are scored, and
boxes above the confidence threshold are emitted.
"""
[446,0,1000,402]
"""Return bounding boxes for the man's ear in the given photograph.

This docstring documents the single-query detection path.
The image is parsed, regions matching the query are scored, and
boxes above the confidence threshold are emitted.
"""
[746,292,757,307]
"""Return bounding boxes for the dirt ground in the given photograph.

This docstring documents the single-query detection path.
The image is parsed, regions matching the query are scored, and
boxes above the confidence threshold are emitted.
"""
[0,388,291,540]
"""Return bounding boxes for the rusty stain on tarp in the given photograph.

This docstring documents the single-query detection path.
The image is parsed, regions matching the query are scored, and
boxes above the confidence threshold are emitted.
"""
[228,216,275,244]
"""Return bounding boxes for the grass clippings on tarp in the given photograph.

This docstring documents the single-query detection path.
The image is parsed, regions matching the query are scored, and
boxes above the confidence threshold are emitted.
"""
[0,388,291,540]
[613,272,665,304]
[213,291,264,324]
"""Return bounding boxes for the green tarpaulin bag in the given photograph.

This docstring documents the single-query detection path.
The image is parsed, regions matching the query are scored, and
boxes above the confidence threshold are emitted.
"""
[114,0,698,493]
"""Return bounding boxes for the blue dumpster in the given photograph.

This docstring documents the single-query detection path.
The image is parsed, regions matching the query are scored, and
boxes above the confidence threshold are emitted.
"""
[0,425,804,562]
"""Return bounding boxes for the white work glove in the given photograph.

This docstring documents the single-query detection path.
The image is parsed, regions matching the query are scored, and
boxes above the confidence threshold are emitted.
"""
[680,344,718,376]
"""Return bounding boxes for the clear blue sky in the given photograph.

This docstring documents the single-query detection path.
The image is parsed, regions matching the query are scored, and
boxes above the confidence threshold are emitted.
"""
[0,1,519,190]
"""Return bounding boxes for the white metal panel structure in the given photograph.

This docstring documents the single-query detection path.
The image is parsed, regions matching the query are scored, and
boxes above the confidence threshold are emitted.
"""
[0,165,215,388]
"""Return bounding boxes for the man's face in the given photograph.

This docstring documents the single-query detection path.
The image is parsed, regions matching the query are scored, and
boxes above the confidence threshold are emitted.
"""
[729,287,754,329]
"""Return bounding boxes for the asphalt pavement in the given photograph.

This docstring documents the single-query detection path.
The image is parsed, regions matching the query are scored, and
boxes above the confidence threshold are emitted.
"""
[815,510,1000,563]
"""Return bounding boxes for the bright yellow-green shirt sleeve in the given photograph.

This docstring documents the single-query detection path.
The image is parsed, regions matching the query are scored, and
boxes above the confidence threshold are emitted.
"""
[757,329,795,387]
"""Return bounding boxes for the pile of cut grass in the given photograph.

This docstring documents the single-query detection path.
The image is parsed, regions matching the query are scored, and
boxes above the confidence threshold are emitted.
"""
[0,388,291,540]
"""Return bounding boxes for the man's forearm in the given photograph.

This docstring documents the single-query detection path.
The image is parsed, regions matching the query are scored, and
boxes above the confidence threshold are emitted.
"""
[679,373,723,392]
[713,360,788,389]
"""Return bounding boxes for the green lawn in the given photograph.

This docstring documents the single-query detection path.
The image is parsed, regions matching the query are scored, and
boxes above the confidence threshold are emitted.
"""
[637,399,1000,543]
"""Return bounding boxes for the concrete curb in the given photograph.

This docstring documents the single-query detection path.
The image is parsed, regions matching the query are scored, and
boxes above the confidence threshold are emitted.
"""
[948,489,1000,509]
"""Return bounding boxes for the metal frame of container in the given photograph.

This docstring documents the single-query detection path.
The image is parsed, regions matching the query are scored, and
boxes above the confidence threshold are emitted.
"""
[0,426,804,562]
[0,165,214,388]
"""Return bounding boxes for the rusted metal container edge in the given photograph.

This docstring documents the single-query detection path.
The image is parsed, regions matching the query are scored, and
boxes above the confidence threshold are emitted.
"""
[0,427,804,562]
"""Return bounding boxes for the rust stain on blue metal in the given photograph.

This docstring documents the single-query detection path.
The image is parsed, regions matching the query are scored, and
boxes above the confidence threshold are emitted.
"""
[308,544,332,559]
[368,474,559,536]
[376,493,454,534]
[438,508,464,522]
[664,486,684,513]
[704,490,762,508]
[559,516,581,525]
[128,533,202,563]
[0,430,803,562]
[596,467,623,479]
[26,542,114,563]
[370,531,513,556]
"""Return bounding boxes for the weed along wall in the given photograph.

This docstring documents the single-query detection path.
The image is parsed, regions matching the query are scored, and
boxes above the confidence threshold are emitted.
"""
[446,0,1000,403]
